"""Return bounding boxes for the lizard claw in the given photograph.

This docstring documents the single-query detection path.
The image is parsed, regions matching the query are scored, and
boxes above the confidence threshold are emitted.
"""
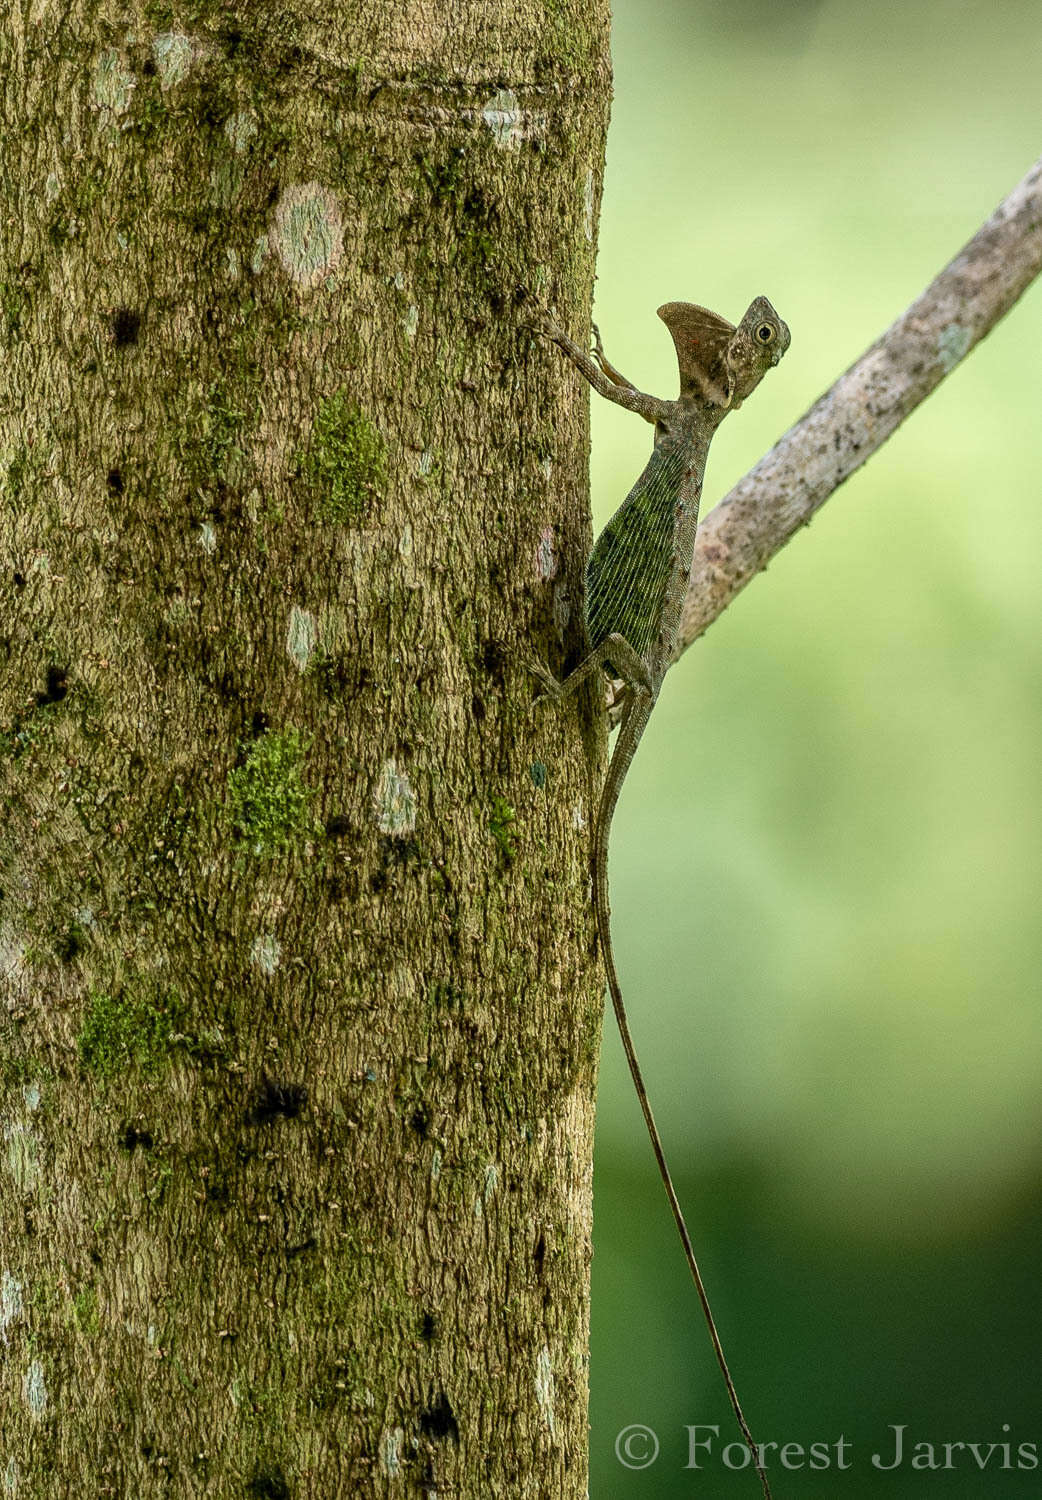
[591,322,606,369]
[524,655,563,708]
[521,297,567,344]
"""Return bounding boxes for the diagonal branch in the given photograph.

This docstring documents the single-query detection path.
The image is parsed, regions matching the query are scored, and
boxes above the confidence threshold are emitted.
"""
[675,155,1042,660]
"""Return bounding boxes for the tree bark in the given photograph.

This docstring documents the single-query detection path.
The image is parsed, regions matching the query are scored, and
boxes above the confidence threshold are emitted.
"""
[1,4,611,1497]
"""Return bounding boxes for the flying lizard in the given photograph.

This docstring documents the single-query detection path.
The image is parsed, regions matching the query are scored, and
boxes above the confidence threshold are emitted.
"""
[531,296,790,1500]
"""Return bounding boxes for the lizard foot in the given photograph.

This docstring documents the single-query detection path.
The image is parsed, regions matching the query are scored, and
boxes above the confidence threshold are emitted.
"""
[519,295,567,343]
[605,675,630,728]
[523,655,563,708]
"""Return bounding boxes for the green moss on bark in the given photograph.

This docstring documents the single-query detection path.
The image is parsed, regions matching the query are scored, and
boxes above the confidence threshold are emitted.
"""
[298,392,385,522]
[227,728,315,855]
[77,987,181,1078]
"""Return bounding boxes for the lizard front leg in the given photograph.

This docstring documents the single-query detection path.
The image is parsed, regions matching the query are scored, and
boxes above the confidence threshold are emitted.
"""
[527,305,669,425]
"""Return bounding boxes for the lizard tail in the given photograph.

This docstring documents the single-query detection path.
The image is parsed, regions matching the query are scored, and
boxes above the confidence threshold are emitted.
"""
[593,805,774,1500]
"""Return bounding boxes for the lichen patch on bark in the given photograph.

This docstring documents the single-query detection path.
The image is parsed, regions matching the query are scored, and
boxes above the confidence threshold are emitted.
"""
[151,32,194,89]
[271,181,344,290]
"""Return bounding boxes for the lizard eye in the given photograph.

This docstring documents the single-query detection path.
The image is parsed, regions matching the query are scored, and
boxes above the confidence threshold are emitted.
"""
[756,323,775,345]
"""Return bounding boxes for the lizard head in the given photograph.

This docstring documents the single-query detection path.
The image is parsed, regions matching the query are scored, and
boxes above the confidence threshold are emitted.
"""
[657,296,789,409]
[726,296,790,408]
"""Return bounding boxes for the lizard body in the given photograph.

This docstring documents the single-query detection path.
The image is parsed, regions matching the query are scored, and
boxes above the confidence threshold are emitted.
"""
[533,298,790,1500]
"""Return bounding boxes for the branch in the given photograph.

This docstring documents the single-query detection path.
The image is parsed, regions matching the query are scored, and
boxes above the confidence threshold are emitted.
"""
[676,155,1042,658]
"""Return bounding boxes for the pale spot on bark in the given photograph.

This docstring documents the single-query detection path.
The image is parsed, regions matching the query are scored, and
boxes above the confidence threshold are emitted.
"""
[480,89,546,147]
[92,50,135,114]
[375,760,416,836]
[22,1083,39,1111]
[286,605,317,672]
[250,933,281,976]
[403,304,418,338]
[23,1358,46,1417]
[251,234,269,274]
[535,1346,555,1434]
[3,1456,18,1495]
[0,1271,23,1343]
[151,32,193,88]
[224,110,258,154]
[937,321,971,372]
[482,88,522,147]
[272,183,344,290]
[571,802,585,831]
[379,1427,404,1477]
[198,521,217,554]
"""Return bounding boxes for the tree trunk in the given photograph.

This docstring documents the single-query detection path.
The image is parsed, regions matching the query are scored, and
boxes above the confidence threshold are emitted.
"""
[0,3,611,1495]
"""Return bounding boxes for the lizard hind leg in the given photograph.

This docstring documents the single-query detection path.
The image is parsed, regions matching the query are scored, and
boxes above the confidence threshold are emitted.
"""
[530,633,653,713]
[587,632,654,698]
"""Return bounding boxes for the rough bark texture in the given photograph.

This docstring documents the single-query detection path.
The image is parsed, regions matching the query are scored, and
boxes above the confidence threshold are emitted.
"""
[677,155,1042,656]
[0,3,610,1496]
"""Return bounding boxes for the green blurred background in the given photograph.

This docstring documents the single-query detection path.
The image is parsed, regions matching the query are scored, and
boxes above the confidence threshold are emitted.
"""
[587,1,1042,1494]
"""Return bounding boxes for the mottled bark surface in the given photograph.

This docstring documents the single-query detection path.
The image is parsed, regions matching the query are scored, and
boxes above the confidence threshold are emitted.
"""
[0,3,610,1495]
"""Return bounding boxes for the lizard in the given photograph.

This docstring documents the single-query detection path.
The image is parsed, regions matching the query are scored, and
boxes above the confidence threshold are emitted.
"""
[530,296,790,1500]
